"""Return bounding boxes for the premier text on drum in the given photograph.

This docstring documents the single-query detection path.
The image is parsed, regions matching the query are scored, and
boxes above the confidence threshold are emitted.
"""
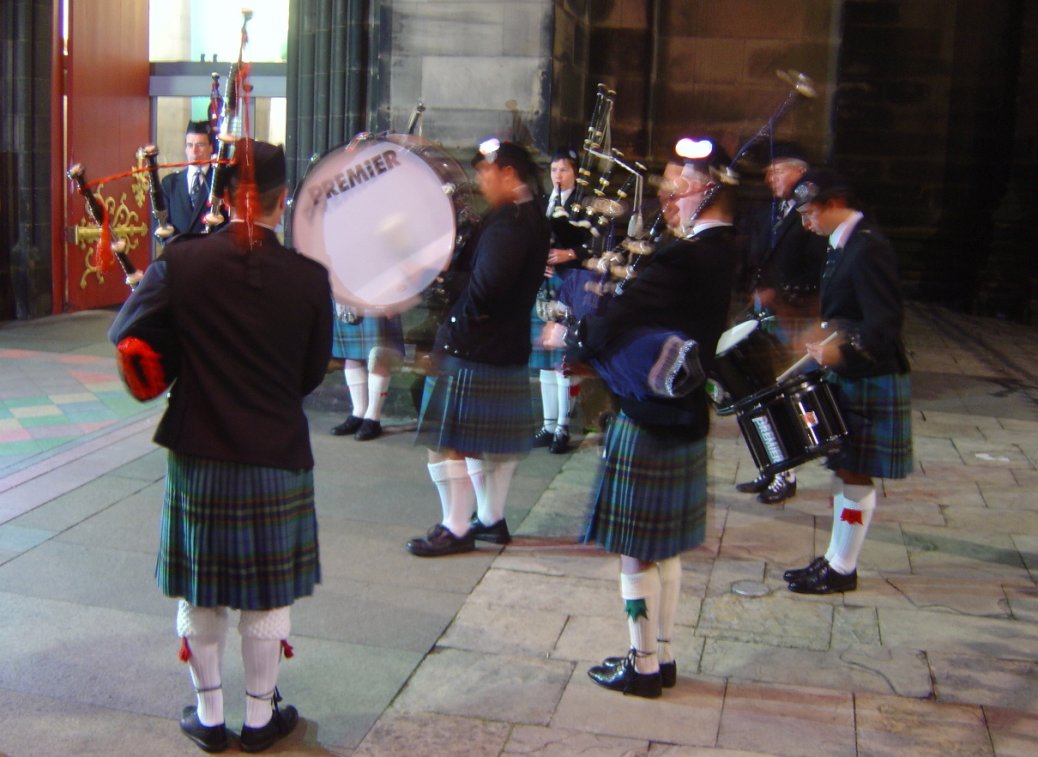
[310,148,403,205]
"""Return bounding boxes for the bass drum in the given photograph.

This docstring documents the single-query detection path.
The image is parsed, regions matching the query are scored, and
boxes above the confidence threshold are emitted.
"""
[290,132,472,314]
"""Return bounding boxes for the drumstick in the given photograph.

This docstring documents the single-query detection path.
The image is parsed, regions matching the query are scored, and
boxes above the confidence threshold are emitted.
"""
[776,331,840,383]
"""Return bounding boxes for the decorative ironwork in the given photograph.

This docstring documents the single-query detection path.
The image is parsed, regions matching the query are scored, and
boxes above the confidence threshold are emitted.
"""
[74,183,148,289]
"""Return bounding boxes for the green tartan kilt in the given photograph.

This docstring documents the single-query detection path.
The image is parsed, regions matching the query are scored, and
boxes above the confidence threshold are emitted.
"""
[416,356,533,456]
[157,452,320,610]
[584,412,708,562]
[825,371,913,479]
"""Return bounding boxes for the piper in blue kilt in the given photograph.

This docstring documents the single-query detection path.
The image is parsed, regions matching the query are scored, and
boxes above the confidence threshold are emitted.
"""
[407,139,550,557]
[109,139,332,752]
[329,305,404,441]
[782,169,913,596]
[569,139,737,698]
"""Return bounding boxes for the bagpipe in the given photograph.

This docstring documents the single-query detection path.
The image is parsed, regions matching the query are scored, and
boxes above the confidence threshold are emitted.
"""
[71,9,256,401]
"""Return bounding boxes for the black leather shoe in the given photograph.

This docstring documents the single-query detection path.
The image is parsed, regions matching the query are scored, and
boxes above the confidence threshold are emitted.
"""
[532,427,554,447]
[788,564,857,594]
[179,706,229,753]
[469,516,512,544]
[239,704,299,753]
[354,418,383,441]
[601,656,676,688]
[549,429,571,454]
[735,474,770,494]
[331,415,363,436]
[758,474,796,505]
[783,556,828,583]
[406,524,476,557]
[588,652,662,698]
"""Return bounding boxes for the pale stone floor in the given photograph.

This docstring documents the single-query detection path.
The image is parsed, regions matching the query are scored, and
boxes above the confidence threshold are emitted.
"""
[1,302,1037,756]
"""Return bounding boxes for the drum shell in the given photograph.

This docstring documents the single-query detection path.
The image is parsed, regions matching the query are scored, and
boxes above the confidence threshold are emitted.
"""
[732,371,848,478]
[711,323,788,404]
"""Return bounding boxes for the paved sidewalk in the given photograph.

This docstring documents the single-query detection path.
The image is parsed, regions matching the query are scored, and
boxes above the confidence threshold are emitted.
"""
[1,303,1037,756]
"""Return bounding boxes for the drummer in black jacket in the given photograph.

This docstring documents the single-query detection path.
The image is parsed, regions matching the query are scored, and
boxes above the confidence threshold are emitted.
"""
[783,169,913,594]
[568,138,737,698]
[407,139,550,557]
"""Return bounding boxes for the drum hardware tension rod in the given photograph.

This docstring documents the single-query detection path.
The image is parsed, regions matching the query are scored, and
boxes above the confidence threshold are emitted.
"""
[776,330,840,383]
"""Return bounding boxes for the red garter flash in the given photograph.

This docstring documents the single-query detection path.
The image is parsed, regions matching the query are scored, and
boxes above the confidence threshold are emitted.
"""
[116,336,169,401]
[178,637,191,662]
[280,640,294,659]
[840,508,865,525]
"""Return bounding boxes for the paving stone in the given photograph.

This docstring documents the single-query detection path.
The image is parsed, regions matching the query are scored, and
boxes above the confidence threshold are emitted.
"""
[392,647,571,725]
[706,558,767,597]
[700,638,931,698]
[929,653,1038,712]
[983,706,1038,757]
[854,692,993,756]
[494,548,618,581]
[1003,585,1038,622]
[553,615,704,671]
[1013,534,1038,578]
[879,575,1020,617]
[917,461,1018,486]
[6,473,152,532]
[716,509,816,567]
[831,604,881,647]
[947,507,1038,539]
[716,681,855,757]
[913,436,965,464]
[881,478,984,508]
[953,439,1033,468]
[504,724,650,756]
[354,712,510,757]
[553,666,725,746]
[979,485,1038,510]
[440,600,569,657]
[902,525,1031,581]
[877,606,1038,660]
[467,566,619,617]
[697,593,834,651]
[648,746,780,756]
[858,522,912,574]
[919,409,1004,431]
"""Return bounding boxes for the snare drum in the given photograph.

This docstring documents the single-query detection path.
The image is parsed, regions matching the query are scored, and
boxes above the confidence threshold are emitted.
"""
[710,319,788,406]
[290,133,472,314]
[731,371,848,478]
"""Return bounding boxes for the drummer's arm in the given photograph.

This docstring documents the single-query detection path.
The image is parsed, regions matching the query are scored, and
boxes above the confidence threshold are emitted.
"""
[840,235,902,368]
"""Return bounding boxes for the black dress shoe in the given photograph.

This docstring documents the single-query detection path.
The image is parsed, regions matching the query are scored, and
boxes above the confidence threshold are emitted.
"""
[601,656,676,688]
[406,524,476,557]
[735,474,771,494]
[758,474,796,505]
[588,652,662,698]
[179,706,229,753]
[469,516,512,544]
[783,556,828,583]
[331,415,363,436]
[788,564,857,594]
[532,427,554,447]
[354,418,383,441]
[239,703,299,753]
[549,428,570,454]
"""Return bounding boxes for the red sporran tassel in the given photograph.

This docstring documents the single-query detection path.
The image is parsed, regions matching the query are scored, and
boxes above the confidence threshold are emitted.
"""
[280,639,294,659]
[178,637,191,662]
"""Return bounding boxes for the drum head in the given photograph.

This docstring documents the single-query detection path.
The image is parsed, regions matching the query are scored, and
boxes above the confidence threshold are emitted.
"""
[715,319,758,355]
[291,133,462,313]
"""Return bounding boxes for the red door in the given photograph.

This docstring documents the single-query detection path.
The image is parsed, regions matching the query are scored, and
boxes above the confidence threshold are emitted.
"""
[62,0,150,311]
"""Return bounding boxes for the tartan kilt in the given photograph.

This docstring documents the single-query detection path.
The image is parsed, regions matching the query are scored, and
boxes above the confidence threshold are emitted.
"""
[529,307,561,371]
[157,452,320,610]
[416,355,533,456]
[825,371,913,479]
[584,412,708,562]
[332,313,404,360]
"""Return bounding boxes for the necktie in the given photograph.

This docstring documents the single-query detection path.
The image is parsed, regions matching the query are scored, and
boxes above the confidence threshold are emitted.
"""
[823,244,839,280]
[191,170,206,206]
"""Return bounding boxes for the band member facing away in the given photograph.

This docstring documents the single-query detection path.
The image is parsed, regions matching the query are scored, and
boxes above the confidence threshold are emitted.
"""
[407,139,550,557]
[161,120,216,236]
[568,138,737,698]
[328,306,404,441]
[531,146,591,454]
[784,169,912,594]
[109,139,332,752]
[736,142,827,504]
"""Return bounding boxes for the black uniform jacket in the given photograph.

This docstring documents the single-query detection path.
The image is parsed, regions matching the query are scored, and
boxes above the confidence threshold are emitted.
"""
[745,202,826,304]
[575,226,738,437]
[436,196,550,366]
[821,220,909,379]
[109,225,333,470]
[548,192,592,272]
[161,167,213,236]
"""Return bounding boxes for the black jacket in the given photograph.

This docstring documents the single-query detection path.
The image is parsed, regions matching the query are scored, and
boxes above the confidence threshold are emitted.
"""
[109,225,333,469]
[821,220,909,378]
[574,226,738,437]
[744,201,826,306]
[161,167,213,236]
[436,196,550,366]
[548,192,592,270]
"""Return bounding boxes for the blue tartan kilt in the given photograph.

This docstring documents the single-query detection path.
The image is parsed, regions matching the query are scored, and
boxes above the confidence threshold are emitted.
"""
[416,356,533,456]
[529,307,560,371]
[584,412,708,562]
[157,452,320,610]
[332,312,404,360]
[825,371,913,479]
